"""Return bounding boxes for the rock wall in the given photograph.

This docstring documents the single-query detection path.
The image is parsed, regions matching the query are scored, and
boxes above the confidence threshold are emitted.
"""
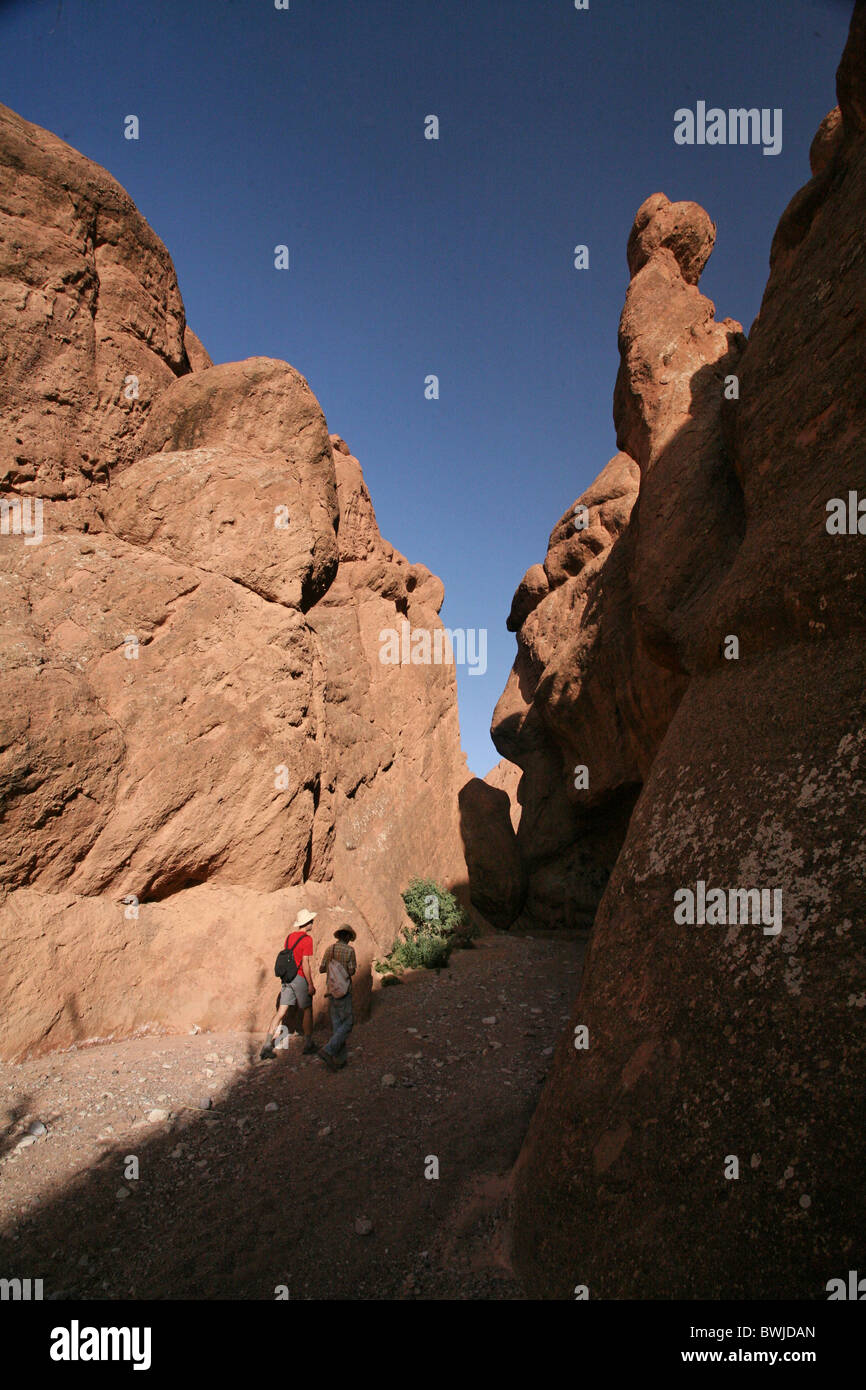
[0,103,468,1060]
[502,6,866,1298]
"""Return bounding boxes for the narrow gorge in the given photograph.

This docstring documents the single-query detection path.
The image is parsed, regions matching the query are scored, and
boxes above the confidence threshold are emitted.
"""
[1,2,864,1308]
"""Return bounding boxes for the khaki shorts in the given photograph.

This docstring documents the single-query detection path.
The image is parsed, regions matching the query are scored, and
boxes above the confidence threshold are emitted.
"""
[280,975,311,1010]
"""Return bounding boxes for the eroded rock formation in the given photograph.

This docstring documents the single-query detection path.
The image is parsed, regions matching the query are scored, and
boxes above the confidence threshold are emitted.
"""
[0,103,468,1059]
[501,6,866,1298]
[492,452,653,933]
[484,758,522,833]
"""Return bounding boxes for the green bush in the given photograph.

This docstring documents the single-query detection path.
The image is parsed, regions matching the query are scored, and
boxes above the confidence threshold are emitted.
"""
[391,930,452,971]
[376,878,470,974]
[402,877,464,934]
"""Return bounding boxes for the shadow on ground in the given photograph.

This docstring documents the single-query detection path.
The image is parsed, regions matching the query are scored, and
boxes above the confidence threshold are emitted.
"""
[0,933,584,1300]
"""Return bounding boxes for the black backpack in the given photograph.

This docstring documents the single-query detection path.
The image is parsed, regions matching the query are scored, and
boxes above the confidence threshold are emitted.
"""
[274,933,306,984]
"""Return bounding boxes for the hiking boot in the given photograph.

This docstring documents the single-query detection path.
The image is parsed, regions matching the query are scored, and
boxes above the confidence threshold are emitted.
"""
[259,1041,276,1060]
[302,1040,318,1056]
[320,1051,339,1072]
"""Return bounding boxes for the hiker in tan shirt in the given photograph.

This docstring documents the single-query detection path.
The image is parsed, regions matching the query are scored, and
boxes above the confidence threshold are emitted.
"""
[318,925,357,1072]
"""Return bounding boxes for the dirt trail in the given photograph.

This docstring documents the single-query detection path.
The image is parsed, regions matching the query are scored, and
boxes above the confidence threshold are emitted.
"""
[0,932,583,1300]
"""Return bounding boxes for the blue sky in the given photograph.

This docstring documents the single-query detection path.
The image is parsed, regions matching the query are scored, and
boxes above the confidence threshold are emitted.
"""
[0,0,854,774]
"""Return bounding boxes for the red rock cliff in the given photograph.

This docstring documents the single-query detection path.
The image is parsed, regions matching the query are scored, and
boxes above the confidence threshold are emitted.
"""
[0,102,469,1059]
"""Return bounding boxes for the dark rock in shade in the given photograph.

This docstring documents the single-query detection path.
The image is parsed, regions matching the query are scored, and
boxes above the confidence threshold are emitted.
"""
[458,776,526,929]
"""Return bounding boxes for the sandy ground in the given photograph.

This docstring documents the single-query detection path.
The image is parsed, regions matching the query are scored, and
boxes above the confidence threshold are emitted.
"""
[0,931,583,1300]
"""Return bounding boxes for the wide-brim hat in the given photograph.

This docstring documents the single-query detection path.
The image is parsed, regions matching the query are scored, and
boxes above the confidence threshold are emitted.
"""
[293,909,317,929]
[335,924,357,941]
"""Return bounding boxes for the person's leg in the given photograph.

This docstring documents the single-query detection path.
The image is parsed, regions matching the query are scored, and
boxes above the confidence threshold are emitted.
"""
[293,977,317,1052]
[300,1006,317,1051]
[322,995,353,1059]
[268,1004,288,1035]
[261,1003,288,1059]
[321,1000,338,1057]
[335,994,353,1063]
[321,999,344,1071]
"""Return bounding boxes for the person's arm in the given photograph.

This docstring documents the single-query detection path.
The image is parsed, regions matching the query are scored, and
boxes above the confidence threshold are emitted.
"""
[303,939,315,994]
[348,947,357,976]
[319,946,331,974]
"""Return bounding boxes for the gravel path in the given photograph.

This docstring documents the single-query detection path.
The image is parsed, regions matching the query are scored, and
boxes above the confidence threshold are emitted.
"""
[0,932,583,1300]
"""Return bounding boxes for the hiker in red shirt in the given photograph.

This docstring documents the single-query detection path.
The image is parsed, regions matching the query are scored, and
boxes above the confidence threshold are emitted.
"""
[260,909,318,1060]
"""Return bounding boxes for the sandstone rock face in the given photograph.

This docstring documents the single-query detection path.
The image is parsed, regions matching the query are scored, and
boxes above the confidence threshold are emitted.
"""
[0,102,195,498]
[505,7,866,1298]
[625,192,716,286]
[103,357,341,612]
[183,327,213,374]
[809,105,844,176]
[0,109,467,1059]
[307,437,469,953]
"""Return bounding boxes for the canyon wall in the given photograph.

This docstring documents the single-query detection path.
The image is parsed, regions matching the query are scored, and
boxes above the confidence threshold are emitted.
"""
[0,102,469,1060]
[501,7,866,1297]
